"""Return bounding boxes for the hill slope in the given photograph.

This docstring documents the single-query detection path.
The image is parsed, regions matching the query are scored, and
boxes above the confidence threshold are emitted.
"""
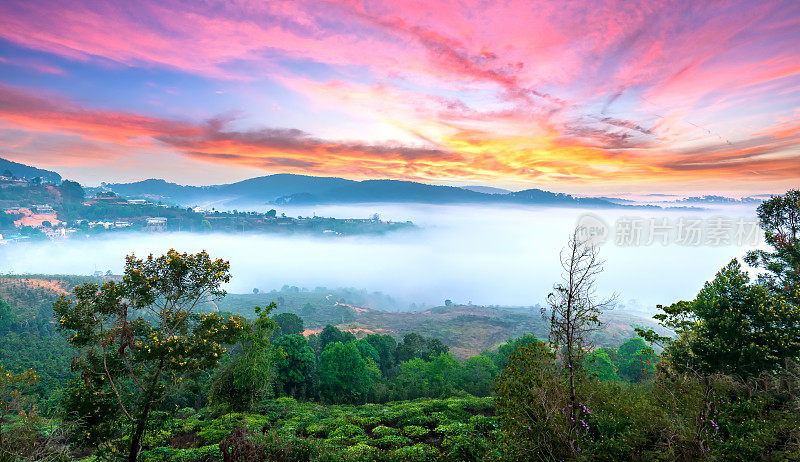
[0,157,61,183]
[104,174,625,208]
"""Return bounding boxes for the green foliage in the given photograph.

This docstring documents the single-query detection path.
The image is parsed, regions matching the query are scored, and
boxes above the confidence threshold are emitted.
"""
[60,376,121,448]
[355,339,381,366]
[396,354,461,400]
[363,334,397,373]
[318,325,356,351]
[488,333,543,370]
[58,179,85,203]
[229,303,277,408]
[54,249,248,460]
[395,333,449,363]
[586,348,619,381]
[0,299,13,333]
[318,341,372,403]
[494,341,572,461]
[273,312,304,336]
[459,355,497,396]
[0,367,38,447]
[745,189,800,304]
[272,334,315,398]
[616,338,656,382]
[652,260,800,378]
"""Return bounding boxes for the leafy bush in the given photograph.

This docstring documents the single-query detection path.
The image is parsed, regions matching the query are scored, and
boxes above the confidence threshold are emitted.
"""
[371,425,399,437]
[402,425,430,439]
[371,435,413,449]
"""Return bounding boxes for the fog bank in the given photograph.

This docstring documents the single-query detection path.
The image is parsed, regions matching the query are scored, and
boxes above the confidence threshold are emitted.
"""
[0,204,763,312]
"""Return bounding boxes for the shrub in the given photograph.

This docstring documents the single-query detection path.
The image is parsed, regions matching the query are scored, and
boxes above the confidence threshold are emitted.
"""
[402,425,430,439]
[371,435,412,449]
[371,425,399,437]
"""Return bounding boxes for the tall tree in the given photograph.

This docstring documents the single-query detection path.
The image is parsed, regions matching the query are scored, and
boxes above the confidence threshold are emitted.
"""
[272,334,315,398]
[272,312,304,336]
[545,226,613,448]
[0,367,38,449]
[209,305,276,410]
[54,250,246,461]
[644,260,800,379]
[745,189,800,304]
[317,341,371,403]
[363,334,397,373]
[58,180,85,204]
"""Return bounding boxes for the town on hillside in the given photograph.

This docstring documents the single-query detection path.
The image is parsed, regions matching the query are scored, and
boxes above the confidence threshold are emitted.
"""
[0,173,414,244]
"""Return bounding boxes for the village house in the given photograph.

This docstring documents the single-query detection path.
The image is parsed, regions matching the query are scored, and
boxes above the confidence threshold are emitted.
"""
[89,221,115,229]
[146,217,167,232]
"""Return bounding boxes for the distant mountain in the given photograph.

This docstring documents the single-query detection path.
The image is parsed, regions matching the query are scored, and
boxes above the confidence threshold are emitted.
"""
[0,157,61,183]
[276,180,491,205]
[218,174,355,201]
[105,174,356,206]
[460,185,511,195]
[104,174,628,208]
[102,179,205,203]
[276,180,624,207]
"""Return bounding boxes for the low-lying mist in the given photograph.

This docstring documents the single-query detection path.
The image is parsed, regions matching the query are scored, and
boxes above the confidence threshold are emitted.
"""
[0,203,763,313]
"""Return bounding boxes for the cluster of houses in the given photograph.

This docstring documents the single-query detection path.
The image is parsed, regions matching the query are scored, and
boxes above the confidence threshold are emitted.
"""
[0,196,171,244]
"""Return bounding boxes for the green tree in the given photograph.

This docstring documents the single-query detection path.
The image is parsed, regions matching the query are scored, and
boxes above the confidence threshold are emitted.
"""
[460,355,498,396]
[647,260,800,379]
[273,312,304,336]
[318,324,354,351]
[211,303,276,410]
[494,341,569,461]
[586,349,619,381]
[59,179,85,203]
[60,375,121,448]
[0,367,38,449]
[54,250,247,461]
[489,334,543,370]
[616,338,656,382]
[272,334,315,398]
[317,341,371,403]
[355,339,380,365]
[363,334,397,373]
[0,299,14,333]
[396,353,461,399]
[745,189,800,304]
[395,333,448,363]
[301,303,316,316]
[266,209,277,218]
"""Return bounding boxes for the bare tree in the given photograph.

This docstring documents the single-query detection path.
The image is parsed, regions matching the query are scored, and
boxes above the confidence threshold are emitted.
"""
[544,226,615,446]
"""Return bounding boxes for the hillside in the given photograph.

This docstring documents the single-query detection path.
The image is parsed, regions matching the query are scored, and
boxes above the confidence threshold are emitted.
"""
[104,174,356,206]
[275,180,624,207]
[0,157,62,183]
[215,286,666,359]
[103,174,625,208]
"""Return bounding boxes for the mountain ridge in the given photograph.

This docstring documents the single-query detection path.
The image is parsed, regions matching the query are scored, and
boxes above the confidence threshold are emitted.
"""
[0,157,62,183]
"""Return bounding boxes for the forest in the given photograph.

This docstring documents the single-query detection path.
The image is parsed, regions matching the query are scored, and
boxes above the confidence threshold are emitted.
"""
[0,190,798,461]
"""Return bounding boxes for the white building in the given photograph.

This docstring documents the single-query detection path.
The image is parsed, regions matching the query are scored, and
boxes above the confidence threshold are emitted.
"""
[146,217,168,232]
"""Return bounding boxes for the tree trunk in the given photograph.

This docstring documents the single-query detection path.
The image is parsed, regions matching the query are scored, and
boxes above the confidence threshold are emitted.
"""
[128,363,163,462]
[128,401,151,462]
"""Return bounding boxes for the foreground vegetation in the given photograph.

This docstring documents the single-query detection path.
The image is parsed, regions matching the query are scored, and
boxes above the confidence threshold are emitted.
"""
[0,190,798,461]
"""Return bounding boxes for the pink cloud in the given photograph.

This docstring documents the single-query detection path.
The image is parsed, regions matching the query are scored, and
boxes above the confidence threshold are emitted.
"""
[0,0,797,192]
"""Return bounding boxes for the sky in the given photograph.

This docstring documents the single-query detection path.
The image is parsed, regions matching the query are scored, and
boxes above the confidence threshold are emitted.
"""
[0,0,798,195]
